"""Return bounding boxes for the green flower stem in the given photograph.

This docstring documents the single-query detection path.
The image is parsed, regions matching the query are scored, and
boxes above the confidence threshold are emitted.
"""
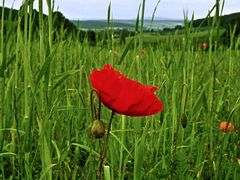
[90,89,98,120]
[0,0,5,151]
[90,89,102,120]
[97,110,115,178]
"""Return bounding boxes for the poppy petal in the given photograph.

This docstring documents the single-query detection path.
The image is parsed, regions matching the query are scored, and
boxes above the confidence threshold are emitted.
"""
[89,64,163,116]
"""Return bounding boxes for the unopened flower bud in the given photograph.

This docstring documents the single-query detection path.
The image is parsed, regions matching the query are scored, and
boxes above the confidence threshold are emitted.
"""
[181,114,188,128]
[90,119,105,139]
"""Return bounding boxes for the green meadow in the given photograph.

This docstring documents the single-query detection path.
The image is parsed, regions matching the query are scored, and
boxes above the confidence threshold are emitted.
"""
[0,0,240,179]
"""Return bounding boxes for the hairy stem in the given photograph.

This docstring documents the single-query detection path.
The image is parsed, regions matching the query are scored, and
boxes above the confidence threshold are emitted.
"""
[97,110,115,178]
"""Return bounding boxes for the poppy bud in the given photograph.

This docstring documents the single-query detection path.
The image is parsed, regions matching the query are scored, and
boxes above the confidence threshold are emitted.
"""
[181,114,188,128]
[219,121,233,132]
[89,119,105,139]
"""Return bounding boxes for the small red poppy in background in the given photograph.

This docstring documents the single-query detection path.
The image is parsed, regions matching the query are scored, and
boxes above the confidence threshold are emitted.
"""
[202,42,207,50]
[89,64,163,116]
[219,121,234,132]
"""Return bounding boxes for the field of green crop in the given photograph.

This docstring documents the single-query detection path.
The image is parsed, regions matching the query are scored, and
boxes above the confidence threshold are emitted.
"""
[0,1,240,180]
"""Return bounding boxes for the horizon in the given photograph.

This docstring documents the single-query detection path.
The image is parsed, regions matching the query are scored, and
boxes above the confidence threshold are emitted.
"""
[1,0,240,21]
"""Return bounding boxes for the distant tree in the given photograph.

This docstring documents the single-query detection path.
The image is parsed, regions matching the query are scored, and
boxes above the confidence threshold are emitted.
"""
[163,27,172,32]
[0,6,18,20]
[119,33,126,45]
[192,12,240,29]
[0,6,97,43]
[119,29,131,45]
[78,30,86,43]
[87,30,96,46]
[174,25,183,30]
[221,17,240,48]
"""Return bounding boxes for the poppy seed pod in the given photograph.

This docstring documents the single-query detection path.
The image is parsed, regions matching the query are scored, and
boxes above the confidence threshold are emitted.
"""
[90,119,105,138]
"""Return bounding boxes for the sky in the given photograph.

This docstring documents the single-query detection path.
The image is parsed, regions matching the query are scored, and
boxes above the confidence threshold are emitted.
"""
[1,0,240,20]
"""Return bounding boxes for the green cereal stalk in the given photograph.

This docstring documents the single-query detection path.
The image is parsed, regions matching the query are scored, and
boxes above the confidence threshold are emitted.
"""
[23,0,31,147]
[215,0,220,40]
[171,81,178,158]
[0,0,5,151]
[39,0,44,64]
[138,0,145,81]
[133,131,146,180]
[227,25,236,114]
[47,0,53,51]
[107,2,112,50]
[140,0,145,40]
[118,115,126,179]
[46,0,53,91]
[38,0,45,113]
[104,165,111,180]
[38,0,53,179]
[22,1,34,177]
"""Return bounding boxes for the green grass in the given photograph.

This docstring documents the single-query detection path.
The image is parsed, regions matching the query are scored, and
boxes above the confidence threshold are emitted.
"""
[124,28,226,49]
[1,1,240,179]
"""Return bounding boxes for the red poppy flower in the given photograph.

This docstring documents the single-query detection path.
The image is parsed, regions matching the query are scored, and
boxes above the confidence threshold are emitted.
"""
[89,64,163,116]
[202,42,207,50]
[219,121,233,132]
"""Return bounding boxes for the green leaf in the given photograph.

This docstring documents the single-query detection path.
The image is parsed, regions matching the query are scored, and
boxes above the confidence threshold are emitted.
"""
[134,134,146,180]
[135,4,141,33]
[118,37,134,65]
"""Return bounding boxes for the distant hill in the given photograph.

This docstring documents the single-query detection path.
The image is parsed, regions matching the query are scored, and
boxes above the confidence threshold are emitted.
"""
[0,6,19,20]
[193,12,240,47]
[71,20,135,30]
[71,19,183,31]
[0,6,82,38]
[193,12,240,28]
[0,6,103,44]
